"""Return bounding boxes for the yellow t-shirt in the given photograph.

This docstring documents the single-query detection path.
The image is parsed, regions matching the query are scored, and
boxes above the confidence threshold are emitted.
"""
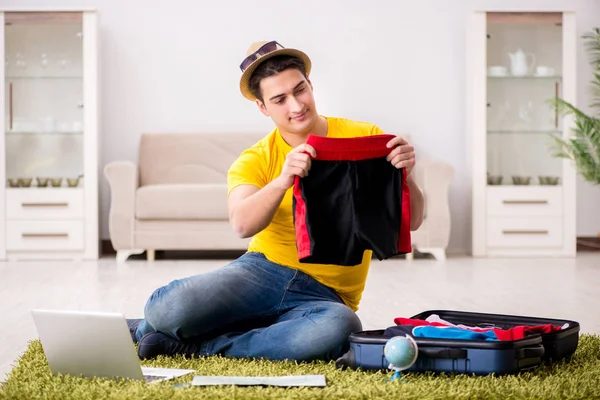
[227,116,385,311]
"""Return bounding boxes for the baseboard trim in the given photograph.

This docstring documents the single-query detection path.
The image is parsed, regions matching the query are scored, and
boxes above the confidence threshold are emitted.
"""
[577,236,600,251]
[100,236,600,259]
[100,240,246,259]
[101,240,114,256]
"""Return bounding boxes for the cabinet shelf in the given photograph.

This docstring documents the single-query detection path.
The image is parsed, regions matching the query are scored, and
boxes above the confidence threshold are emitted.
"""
[6,76,82,80]
[6,131,83,135]
[5,186,84,190]
[487,130,561,135]
[487,183,562,187]
[487,75,562,80]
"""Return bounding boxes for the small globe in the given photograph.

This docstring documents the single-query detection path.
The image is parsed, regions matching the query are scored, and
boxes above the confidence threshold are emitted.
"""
[384,335,418,370]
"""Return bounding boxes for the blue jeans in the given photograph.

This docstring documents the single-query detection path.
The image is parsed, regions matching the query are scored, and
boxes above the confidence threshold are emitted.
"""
[135,252,363,362]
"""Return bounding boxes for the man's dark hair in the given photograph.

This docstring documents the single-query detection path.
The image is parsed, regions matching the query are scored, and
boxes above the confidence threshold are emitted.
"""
[249,55,307,103]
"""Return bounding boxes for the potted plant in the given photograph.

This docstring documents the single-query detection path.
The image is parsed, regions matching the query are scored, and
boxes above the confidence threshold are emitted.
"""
[550,28,600,239]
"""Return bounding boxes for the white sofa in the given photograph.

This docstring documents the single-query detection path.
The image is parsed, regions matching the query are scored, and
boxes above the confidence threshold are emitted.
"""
[104,132,454,262]
[408,157,454,261]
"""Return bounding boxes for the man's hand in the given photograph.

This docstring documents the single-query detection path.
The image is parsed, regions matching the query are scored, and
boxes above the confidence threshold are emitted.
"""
[274,144,317,190]
[386,136,415,176]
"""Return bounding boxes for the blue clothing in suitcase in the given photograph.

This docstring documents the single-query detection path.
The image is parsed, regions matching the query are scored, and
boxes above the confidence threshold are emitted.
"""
[413,326,499,341]
[384,325,499,341]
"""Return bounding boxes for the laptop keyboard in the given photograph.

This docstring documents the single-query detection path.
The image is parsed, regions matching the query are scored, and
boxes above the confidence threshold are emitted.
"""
[144,374,169,383]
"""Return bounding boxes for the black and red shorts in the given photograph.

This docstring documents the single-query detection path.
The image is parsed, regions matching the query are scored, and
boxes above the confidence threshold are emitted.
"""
[292,134,412,266]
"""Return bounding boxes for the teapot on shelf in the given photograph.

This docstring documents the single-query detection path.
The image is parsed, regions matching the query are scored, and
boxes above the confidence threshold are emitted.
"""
[508,49,536,76]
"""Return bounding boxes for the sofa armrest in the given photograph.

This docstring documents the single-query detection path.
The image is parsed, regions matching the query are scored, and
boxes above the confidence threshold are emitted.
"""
[104,161,139,250]
[412,159,454,247]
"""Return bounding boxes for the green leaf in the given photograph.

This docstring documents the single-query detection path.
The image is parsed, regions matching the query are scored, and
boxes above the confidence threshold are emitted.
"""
[548,28,600,186]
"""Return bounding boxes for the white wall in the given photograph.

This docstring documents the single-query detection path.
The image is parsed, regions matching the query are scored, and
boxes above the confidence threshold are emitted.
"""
[3,0,600,253]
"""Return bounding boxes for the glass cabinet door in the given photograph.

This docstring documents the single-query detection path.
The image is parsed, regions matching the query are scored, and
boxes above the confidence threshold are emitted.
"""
[486,12,563,187]
[4,11,84,189]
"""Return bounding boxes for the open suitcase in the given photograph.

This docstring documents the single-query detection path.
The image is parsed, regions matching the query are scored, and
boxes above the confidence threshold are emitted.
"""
[335,309,580,376]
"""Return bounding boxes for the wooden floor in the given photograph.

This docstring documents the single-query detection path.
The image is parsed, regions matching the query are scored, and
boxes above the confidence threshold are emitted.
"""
[1,253,599,383]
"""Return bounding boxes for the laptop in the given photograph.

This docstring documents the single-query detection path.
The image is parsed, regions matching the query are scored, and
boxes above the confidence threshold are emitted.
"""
[31,309,195,383]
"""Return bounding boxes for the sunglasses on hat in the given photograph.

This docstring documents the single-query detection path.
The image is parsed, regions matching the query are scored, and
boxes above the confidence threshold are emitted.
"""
[239,41,284,72]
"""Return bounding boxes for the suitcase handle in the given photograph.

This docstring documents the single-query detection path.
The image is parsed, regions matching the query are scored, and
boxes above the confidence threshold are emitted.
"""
[419,347,468,359]
[516,345,545,359]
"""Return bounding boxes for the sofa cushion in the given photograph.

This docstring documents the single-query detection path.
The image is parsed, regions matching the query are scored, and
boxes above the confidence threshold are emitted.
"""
[136,184,229,220]
[138,133,265,186]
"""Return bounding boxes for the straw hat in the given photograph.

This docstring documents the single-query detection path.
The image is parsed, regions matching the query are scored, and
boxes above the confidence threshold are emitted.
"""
[239,40,312,101]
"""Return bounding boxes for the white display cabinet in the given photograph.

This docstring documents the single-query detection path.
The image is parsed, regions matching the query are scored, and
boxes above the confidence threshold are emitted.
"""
[467,11,577,257]
[0,9,99,260]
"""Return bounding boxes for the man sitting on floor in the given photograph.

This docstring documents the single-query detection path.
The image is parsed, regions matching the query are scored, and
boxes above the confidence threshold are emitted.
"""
[128,40,424,361]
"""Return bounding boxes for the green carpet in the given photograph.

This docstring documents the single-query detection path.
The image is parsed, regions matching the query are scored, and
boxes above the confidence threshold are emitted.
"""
[2,335,600,400]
